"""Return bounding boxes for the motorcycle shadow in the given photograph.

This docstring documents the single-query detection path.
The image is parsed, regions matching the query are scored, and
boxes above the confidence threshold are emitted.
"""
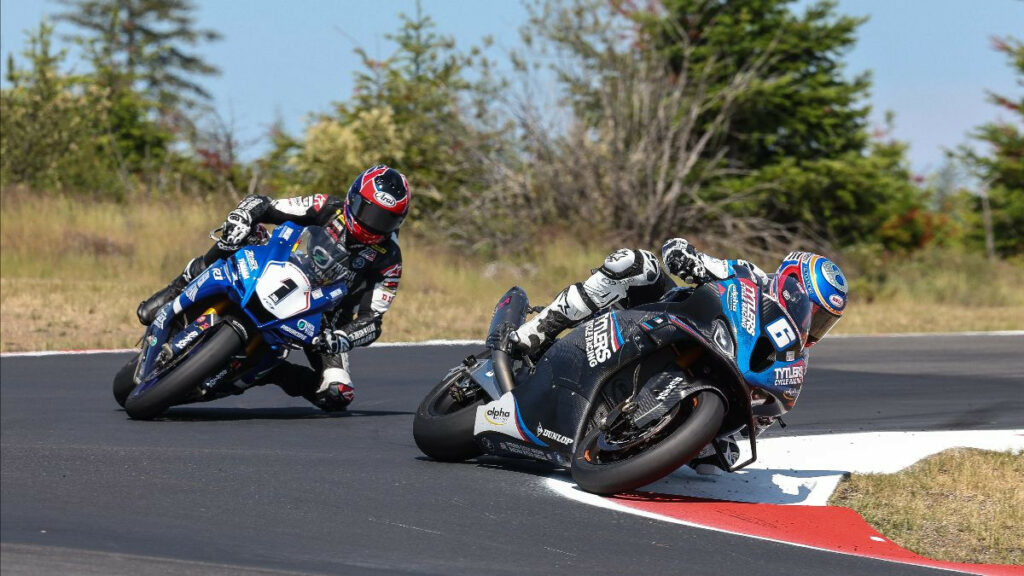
[417,454,573,481]
[150,406,415,421]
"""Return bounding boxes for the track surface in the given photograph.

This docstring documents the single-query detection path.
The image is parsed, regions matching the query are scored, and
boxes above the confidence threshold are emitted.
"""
[2,335,1022,575]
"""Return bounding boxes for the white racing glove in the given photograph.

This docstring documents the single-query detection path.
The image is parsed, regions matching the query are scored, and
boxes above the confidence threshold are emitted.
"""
[219,209,253,249]
[661,238,729,285]
[313,329,353,355]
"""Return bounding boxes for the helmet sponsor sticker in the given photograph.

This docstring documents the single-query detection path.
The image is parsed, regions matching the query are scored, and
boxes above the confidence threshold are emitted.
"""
[820,261,848,293]
[829,293,845,308]
[373,190,397,207]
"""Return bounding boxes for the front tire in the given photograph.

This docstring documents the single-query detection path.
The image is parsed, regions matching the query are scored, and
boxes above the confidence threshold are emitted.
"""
[413,365,487,462]
[113,356,139,407]
[124,324,244,420]
[571,390,725,495]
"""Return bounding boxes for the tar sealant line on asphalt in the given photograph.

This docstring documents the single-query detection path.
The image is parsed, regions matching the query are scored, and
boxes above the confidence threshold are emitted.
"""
[547,430,1024,576]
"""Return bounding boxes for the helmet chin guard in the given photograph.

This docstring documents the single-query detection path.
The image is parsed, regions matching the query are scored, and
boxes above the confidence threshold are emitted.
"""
[776,252,848,345]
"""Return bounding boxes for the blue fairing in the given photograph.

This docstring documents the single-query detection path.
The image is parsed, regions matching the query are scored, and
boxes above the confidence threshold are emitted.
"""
[714,265,806,417]
[135,222,349,391]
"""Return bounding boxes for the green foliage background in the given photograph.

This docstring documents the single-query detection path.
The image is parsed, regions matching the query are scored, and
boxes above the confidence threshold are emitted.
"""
[2,0,1022,263]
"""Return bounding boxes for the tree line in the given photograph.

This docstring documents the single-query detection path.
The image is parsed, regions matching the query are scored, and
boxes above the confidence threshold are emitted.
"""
[2,0,1021,257]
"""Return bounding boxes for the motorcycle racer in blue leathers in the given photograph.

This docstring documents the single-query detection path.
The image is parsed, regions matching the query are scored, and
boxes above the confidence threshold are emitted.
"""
[135,165,410,411]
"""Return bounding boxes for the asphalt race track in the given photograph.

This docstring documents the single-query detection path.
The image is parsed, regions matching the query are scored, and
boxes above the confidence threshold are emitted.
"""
[2,334,1022,576]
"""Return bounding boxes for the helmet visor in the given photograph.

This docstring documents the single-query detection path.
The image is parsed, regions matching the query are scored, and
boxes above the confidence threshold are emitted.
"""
[808,304,841,345]
[349,193,406,235]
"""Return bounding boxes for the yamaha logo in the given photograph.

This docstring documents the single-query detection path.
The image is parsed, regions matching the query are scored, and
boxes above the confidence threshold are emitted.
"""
[373,190,397,207]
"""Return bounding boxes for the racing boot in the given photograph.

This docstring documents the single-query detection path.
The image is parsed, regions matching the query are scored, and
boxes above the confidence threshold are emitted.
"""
[306,353,354,412]
[511,249,662,357]
[510,283,594,358]
[136,257,206,325]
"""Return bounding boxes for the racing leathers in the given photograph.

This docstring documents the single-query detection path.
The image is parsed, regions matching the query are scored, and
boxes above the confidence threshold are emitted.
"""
[136,193,402,411]
[511,239,804,473]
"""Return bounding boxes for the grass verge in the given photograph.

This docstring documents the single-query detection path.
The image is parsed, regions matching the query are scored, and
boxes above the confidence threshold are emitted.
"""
[829,448,1024,565]
[1,190,1022,351]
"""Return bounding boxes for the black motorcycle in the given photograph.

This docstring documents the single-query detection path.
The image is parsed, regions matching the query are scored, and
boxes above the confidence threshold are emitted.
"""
[413,275,809,495]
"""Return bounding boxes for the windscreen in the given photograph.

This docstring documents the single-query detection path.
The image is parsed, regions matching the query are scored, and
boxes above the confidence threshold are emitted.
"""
[291,226,350,287]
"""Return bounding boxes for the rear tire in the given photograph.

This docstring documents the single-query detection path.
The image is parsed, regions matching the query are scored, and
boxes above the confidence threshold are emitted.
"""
[571,390,725,495]
[113,356,139,408]
[413,368,487,462]
[124,324,244,420]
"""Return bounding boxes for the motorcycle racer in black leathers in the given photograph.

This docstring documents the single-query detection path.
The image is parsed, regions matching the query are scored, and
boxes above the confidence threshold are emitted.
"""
[136,165,410,411]
[510,238,849,473]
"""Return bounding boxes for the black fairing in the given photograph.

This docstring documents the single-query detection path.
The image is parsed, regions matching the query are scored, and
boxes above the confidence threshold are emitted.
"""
[506,284,751,462]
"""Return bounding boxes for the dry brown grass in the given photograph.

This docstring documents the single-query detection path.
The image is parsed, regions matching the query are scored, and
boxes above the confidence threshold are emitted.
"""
[829,448,1024,565]
[2,191,1022,351]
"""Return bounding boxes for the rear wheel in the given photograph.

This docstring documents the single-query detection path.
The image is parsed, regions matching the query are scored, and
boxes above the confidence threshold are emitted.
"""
[571,377,725,495]
[124,324,244,420]
[112,356,140,407]
[413,358,489,462]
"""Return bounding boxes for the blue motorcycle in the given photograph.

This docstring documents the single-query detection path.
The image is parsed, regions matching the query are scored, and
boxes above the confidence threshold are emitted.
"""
[113,222,350,419]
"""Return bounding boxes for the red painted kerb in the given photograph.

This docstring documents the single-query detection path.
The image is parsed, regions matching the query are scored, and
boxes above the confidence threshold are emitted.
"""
[612,493,1023,576]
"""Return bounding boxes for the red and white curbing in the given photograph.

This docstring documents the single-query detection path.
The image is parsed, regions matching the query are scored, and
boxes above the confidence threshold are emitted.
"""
[547,430,1024,576]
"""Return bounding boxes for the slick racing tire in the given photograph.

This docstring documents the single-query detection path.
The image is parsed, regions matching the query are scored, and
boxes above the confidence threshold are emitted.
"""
[571,390,725,495]
[413,367,487,462]
[124,324,244,420]
[113,356,140,408]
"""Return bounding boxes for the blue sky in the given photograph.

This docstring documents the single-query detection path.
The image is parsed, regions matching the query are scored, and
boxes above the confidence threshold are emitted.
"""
[2,0,1022,174]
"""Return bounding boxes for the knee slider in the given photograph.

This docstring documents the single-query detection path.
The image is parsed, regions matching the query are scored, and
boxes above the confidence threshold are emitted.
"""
[599,249,643,280]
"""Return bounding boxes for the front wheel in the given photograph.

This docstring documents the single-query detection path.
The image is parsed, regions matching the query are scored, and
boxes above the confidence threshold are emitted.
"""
[113,356,140,407]
[124,324,244,420]
[413,361,489,462]
[571,390,725,495]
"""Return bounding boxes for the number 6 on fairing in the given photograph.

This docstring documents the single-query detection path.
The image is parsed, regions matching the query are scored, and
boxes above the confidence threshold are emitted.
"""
[765,317,795,348]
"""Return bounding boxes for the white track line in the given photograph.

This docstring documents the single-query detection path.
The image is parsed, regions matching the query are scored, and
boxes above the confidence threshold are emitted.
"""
[3,331,1020,358]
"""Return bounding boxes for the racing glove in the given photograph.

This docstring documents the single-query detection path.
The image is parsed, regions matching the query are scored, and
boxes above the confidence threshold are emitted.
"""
[219,209,253,249]
[313,329,353,355]
[661,238,729,285]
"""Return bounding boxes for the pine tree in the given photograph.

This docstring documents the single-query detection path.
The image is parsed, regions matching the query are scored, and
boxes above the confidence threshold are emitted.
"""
[56,0,221,113]
[958,37,1024,256]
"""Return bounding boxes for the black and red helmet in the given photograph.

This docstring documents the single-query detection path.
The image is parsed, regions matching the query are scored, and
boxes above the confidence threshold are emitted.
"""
[344,165,411,244]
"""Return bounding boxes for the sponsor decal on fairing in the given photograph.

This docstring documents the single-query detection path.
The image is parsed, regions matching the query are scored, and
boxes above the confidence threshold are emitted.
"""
[537,422,573,446]
[212,268,224,281]
[726,284,739,312]
[279,324,309,341]
[244,249,258,272]
[773,362,805,387]
[740,279,757,336]
[174,329,201,350]
[474,393,547,446]
[584,312,623,368]
[296,319,316,337]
